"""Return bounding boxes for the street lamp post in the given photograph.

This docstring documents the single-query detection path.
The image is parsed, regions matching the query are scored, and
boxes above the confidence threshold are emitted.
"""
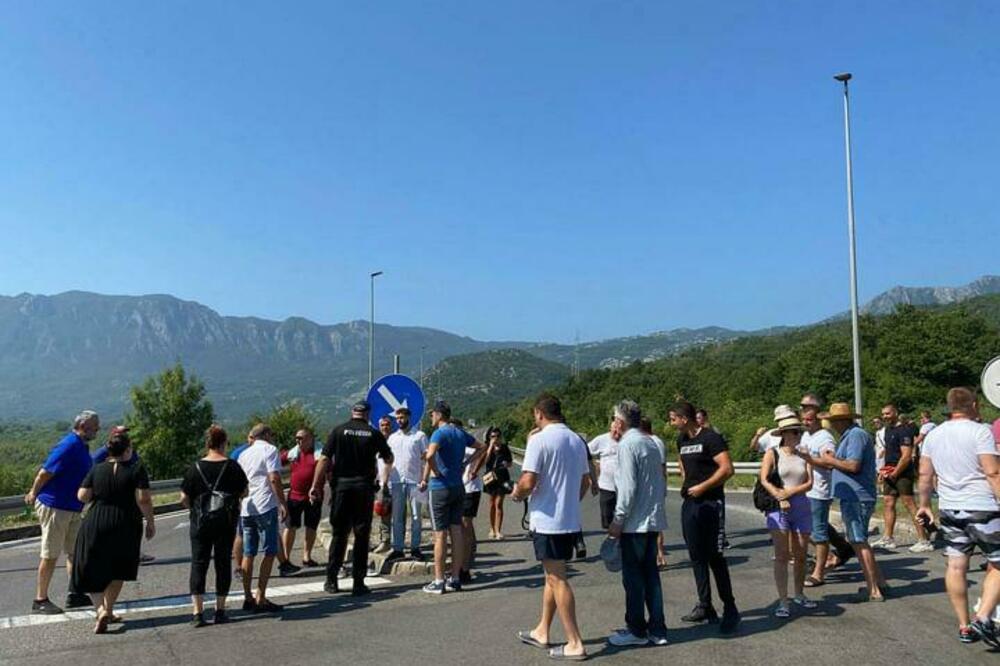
[369,271,383,389]
[835,72,863,419]
[419,346,426,391]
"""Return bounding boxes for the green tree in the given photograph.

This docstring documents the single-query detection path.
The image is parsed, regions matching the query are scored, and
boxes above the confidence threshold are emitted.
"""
[244,400,320,450]
[125,364,215,478]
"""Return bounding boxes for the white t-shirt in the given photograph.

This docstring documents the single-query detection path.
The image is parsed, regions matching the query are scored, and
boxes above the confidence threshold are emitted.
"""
[919,422,936,437]
[588,432,619,492]
[464,446,484,493]
[923,419,1000,512]
[387,429,428,485]
[803,429,837,500]
[875,427,886,468]
[239,440,282,516]
[757,431,780,452]
[523,423,589,534]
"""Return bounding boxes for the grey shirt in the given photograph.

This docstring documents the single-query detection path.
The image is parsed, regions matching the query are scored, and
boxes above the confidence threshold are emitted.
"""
[613,429,668,533]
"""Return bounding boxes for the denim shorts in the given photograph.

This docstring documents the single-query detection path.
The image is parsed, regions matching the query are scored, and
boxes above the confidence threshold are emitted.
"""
[839,500,875,544]
[809,498,832,543]
[242,508,280,556]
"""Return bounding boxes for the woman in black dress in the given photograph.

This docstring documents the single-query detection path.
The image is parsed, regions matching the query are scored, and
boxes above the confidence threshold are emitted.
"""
[482,427,514,539]
[72,427,156,633]
[180,425,248,627]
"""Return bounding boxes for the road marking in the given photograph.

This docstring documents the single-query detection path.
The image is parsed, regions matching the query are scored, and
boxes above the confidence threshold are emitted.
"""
[0,576,391,631]
[174,521,190,530]
[376,384,408,411]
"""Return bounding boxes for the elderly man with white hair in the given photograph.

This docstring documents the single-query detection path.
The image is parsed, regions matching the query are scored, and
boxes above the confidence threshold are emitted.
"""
[24,410,100,614]
[607,400,669,647]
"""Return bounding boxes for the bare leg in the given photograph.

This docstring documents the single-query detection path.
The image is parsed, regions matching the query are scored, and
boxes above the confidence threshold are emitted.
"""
[883,496,897,540]
[811,542,830,582]
[854,544,885,597]
[791,533,809,597]
[449,524,465,580]
[103,581,124,617]
[35,558,57,601]
[771,529,790,603]
[945,554,970,627]
[541,561,585,656]
[304,528,316,562]
[282,527,297,565]
[489,497,498,535]
[496,496,505,535]
[233,534,243,572]
[900,496,927,541]
[241,555,255,601]
[461,518,476,571]
[975,563,1000,624]
[256,554,275,603]
[192,593,203,615]
[532,568,557,644]
[433,531,448,581]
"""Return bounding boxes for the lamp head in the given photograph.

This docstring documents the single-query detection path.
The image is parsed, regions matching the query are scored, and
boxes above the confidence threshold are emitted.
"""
[371,271,384,278]
[833,73,852,82]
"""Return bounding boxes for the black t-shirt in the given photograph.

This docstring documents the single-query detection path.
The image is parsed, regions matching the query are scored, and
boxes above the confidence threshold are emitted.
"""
[678,428,729,501]
[884,423,918,476]
[322,418,392,489]
[181,459,249,499]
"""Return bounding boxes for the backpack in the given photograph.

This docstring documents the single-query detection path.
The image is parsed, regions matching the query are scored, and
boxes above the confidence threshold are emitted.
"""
[192,461,237,537]
[752,448,784,513]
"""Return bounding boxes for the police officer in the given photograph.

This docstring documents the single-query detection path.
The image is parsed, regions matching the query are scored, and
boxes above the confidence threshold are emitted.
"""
[310,401,393,596]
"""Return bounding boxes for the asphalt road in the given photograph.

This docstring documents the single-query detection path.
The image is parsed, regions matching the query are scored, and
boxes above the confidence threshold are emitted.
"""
[0,490,994,665]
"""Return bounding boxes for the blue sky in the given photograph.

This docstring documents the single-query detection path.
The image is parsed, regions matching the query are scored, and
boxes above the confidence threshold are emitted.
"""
[1,2,996,343]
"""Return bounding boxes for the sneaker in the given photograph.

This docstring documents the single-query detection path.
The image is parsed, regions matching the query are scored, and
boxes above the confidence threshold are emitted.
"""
[31,599,64,615]
[649,634,669,646]
[351,585,372,597]
[253,599,283,614]
[870,536,888,548]
[793,595,818,609]
[65,593,92,609]
[959,625,981,644]
[423,580,446,595]
[139,553,156,564]
[241,598,256,611]
[969,618,1000,648]
[323,580,340,594]
[909,540,934,553]
[190,612,207,628]
[410,549,426,561]
[386,550,405,562]
[719,609,741,635]
[681,605,719,623]
[278,562,301,577]
[879,538,898,550]
[459,569,473,585]
[213,609,229,624]
[608,629,649,647]
[445,577,462,593]
[302,559,321,568]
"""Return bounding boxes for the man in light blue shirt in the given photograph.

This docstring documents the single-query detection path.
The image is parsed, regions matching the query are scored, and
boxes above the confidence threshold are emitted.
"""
[822,402,887,603]
[608,401,668,647]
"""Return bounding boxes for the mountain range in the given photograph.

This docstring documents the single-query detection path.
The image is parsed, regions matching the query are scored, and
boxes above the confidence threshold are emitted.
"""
[1,275,996,421]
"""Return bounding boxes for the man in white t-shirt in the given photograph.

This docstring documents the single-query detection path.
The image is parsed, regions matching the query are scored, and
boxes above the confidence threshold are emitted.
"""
[872,417,887,470]
[588,419,624,529]
[918,388,1000,645]
[386,407,429,562]
[915,411,936,451]
[512,394,590,661]
[238,424,289,614]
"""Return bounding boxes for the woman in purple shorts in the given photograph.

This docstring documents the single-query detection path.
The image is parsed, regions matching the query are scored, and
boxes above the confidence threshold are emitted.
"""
[759,414,817,617]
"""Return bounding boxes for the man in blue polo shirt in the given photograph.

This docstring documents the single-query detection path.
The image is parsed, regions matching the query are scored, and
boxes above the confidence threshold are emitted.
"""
[24,410,99,614]
[419,401,485,594]
[821,402,888,603]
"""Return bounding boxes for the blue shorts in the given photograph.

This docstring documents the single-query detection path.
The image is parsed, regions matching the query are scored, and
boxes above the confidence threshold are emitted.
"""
[809,498,832,543]
[242,508,280,556]
[839,500,875,544]
[765,494,811,534]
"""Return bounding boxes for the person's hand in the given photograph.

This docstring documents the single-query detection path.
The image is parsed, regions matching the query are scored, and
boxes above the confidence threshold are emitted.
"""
[145,521,156,540]
[309,486,322,505]
[915,507,934,527]
[779,499,792,512]
[608,522,623,539]
[418,480,428,492]
[278,503,288,523]
[687,483,705,499]
[469,471,478,481]
[24,492,35,506]
[590,484,599,497]
[773,489,788,501]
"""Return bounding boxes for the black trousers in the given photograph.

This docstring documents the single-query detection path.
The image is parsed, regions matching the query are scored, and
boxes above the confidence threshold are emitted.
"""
[326,486,374,589]
[681,497,736,612]
[189,523,237,596]
[621,532,666,637]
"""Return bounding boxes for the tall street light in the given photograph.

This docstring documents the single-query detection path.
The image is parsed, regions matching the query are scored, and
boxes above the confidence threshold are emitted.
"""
[835,72,863,419]
[369,271,383,389]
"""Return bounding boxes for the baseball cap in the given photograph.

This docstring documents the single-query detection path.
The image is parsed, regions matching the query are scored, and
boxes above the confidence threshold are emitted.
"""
[352,400,371,413]
[600,537,622,572]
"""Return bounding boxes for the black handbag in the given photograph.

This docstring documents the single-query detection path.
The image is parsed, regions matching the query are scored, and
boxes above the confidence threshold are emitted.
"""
[752,448,784,513]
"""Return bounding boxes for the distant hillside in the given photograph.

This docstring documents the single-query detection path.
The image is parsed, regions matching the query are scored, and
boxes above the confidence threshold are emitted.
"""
[0,291,529,420]
[862,275,1000,315]
[423,349,571,418]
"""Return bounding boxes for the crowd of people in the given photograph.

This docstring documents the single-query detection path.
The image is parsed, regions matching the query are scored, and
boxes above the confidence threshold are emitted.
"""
[19,387,1000,654]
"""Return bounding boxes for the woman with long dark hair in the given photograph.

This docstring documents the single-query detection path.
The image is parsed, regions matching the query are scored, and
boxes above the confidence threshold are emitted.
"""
[181,425,248,627]
[482,427,514,539]
[72,426,155,634]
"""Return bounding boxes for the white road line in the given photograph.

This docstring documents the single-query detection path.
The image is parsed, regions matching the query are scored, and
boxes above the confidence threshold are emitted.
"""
[174,521,190,530]
[0,576,391,630]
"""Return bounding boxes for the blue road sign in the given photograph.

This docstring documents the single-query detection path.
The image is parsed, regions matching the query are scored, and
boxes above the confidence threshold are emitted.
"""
[366,374,426,432]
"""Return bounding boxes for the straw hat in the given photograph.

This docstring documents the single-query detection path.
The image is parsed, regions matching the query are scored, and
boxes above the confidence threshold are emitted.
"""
[771,415,806,437]
[818,402,861,421]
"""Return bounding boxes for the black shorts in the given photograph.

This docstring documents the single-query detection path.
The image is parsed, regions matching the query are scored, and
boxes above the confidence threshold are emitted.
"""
[288,498,321,530]
[532,532,577,562]
[463,491,482,518]
[429,484,465,531]
[599,489,617,529]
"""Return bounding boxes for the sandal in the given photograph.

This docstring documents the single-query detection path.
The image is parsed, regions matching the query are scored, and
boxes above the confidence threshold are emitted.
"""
[773,603,791,618]
[517,630,550,649]
[803,576,824,588]
[548,645,587,661]
[94,612,111,634]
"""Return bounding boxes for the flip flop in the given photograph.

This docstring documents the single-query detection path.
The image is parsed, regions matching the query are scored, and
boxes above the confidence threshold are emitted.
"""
[517,630,550,649]
[803,576,824,588]
[548,645,587,661]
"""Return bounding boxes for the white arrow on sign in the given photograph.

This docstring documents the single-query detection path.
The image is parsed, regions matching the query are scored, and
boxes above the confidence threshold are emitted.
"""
[377,384,409,412]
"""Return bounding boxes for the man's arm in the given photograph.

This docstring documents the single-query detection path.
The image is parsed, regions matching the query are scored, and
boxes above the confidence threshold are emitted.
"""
[510,470,537,502]
[892,444,914,478]
[821,449,861,474]
[24,468,54,505]
[309,456,330,503]
[917,455,937,512]
[981,453,1000,502]
[687,450,734,498]
[269,471,288,521]
[610,445,636,537]
[421,443,441,487]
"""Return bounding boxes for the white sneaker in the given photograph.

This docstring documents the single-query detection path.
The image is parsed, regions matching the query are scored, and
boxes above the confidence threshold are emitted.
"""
[870,536,887,548]
[649,634,669,646]
[909,540,934,553]
[608,629,650,647]
[878,538,898,550]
